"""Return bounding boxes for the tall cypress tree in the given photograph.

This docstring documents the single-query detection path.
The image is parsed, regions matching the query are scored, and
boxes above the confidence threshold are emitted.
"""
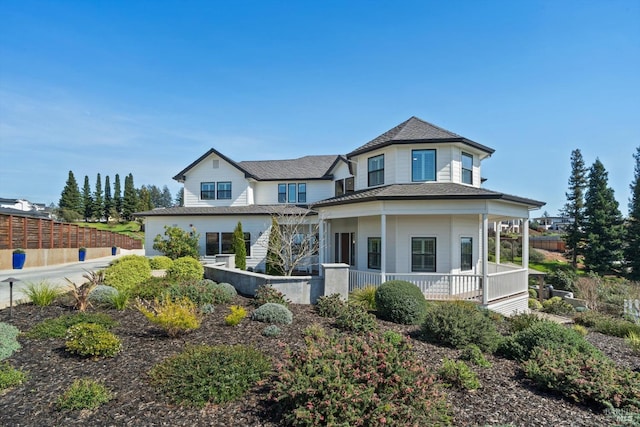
[266,217,284,275]
[82,175,93,221]
[583,159,625,274]
[233,221,247,270]
[561,149,588,268]
[626,147,640,279]
[59,171,81,213]
[104,175,113,220]
[93,173,103,220]
[114,174,122,216]
[122,173,138,221]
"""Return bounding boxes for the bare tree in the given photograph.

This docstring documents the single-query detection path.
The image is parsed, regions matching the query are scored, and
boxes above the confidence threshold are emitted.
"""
[261,206,321,276]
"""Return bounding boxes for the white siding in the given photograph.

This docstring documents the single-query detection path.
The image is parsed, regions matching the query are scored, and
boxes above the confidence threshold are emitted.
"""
[183,154,249,207]
[253,181,334,205]
[394,215,452,274]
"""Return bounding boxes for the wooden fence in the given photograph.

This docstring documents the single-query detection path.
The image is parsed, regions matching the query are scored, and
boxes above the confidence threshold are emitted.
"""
[530,236,565,252]
[0,213,142,250]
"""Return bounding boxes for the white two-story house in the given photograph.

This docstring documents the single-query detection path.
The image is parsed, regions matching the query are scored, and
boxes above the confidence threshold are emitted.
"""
[138,116,544,314]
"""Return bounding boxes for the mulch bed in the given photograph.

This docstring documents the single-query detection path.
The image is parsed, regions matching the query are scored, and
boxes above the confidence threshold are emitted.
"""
[1,297,637,427]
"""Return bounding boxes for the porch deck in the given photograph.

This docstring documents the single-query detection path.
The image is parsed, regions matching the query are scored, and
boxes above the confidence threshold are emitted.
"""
[349,262,527,304]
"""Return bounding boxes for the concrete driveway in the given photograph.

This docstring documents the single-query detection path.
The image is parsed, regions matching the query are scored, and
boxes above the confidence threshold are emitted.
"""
[0,249,145,310]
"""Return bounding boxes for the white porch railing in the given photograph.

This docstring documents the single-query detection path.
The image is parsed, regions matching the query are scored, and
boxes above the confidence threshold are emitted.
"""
[349,263,528,304]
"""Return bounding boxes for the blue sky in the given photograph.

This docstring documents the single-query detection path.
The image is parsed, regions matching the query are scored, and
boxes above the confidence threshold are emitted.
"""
[1,0,638,216]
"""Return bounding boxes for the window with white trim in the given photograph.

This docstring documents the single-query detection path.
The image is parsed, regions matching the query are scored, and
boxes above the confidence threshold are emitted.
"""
[462,152,473,185]
[368,237,381,270]
[368,155,384,187]
[461,237,472,271]
[201,182,216,200]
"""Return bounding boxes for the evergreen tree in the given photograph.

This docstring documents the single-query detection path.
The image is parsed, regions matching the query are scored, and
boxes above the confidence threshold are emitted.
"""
[160,185,173,208]
[561,149,588,268]
[137,185,153,212]
[626,146,640,279]
[175,188,184,207]
[59,170,81,214]
[103,175,113,220]
[82,175,93,221]
[583,159,625,274]
[266,217,284,275]
[122,173,138,221]
[93,173,103,220]
[114,174,122,216]
[233,221,247,270]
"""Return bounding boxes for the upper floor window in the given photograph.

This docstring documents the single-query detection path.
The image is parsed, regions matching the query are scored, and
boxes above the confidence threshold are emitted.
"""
[412,149,436,182]
[462,152,473,185]
[335,176,355,197]
[412,237,436,272]
[217,182,232,199]
[461,237,472,271]
[368,155,384,187]
[201,182,216,200]
[278,182,307,203]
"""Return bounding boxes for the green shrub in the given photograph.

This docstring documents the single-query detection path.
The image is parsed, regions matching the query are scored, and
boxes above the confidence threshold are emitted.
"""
[224,305,247,326]
[349,285,377,311]
[546,269,577,291]
[528,288,538,299]
[0,322,21,361]
[529,248,545,263]
[262,325,282,337]
[149,255,174,270]
[199,303,215,314]
[507,312,545,334]
[56,378,112,411]
[334,303,379,334]
[251,303,293,325]
[626,331,640,354]
[107,289,130,310]
[65,323,122,358]
[420,301,502,353]
[24,313,116,339]
[460,344,492,368]
[270,329,451,426]
[524,345,640,411]
[23,281,62,306]
[252,284,290,307]
[382,330,404,346]
[541,296,575,316]
[166,256,204,282]
[153,225,200,260]
[315,293,347,318]
[574,311,640,338]
[168,279,236,306]
[136,295,201,337]
[0,361,27,391]
[89,284,119,306]
[572,324,589,336]
[528,298,543,310]
[375,280,427,325]
[438,358,481,390]
[150,344,271,408]
[104,255,152,292]
[130,277,174,300]
[498,321,599,362]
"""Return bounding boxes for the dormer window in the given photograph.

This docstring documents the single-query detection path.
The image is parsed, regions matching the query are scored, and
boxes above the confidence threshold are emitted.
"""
[412,149,436,182]
[462,152,473,185]
[368,155,384,187]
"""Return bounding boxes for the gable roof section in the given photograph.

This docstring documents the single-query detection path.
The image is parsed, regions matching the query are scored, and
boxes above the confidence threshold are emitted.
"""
[238,155,341,181]
[347,116,495,157]
[312,183,545,209]
[173,148,342,182]
[173,148,252,182]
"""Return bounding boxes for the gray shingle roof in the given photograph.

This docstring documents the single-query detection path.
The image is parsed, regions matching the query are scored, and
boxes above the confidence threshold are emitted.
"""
[135,205,315,217]
[312,183,545,208]
[347,116,495,157]
[238,155,341,180]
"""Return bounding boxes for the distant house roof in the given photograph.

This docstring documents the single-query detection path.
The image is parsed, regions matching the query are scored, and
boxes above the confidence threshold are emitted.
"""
[312,183,545,209]
[347,116,495,158]
[172,147,343,182]
[135,205,315,217]
[0,207,51,219]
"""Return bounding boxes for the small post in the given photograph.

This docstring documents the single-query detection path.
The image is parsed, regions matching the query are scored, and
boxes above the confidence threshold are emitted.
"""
[2,277,21,319]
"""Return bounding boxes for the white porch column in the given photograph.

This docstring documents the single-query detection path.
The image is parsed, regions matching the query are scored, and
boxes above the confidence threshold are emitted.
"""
[495,221,501,265]
[523,218,529,269]
[318,219,325,267]
[482,214,489,305]
[381,214,386,283]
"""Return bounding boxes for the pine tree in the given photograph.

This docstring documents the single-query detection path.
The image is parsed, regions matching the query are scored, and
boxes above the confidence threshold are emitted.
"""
[233,221,247,270]
[561,149,588,268]
[626,147,640,279]
[82,175,93,221]
[583,159,625,274]
[93,173,103,220]
[175,188,184,207]
[103,175,113,220]
[137,185,153,212]
[148,185,162,208]
[114,174,122,216]
[160,185,173,208]
[59,171,81,214]
[122,173,138,221]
